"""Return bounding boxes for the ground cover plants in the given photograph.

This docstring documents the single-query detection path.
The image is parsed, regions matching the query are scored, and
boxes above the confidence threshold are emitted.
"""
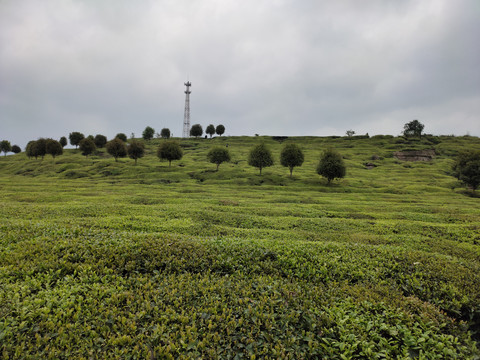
[1,135,479,358]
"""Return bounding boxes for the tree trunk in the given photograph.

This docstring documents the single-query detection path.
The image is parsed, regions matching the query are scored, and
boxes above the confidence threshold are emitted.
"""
[289,167,293,177]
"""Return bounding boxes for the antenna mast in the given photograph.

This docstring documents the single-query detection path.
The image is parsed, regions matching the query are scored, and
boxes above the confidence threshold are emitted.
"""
[183,81,191,138]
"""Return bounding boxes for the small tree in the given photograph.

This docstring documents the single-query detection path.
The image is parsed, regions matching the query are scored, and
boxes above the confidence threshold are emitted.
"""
[157,141,183,167]
[216,124,225,136]
[11,145,21,154]
[115,133,128,142]
[106,138,127,161]
[206,124,216,138]
[79,138,96,158]
[142,126,155,141]
[346,130,355,137]
[453,150,480,192]
[59,136,68,148]
[248,143,274,175]
[403,120,424,138]
[207,147,231,171]
[94,134,107,148]
[26,141,37,159]
[317,148,346,184]
[35,138,47,159]
[280,143,304,177]
[127,140,145,165]
[45,139,63,166]
[0,140,12,156]
[190,124,203,138]
[69,132,85,148]
[160,128,171,139]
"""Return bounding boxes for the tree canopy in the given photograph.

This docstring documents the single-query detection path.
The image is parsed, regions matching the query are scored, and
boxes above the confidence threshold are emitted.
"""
[160,128,171,139]
[45,139,63,159]
[115,133,128,142]
[403,120,424,138]
[157,141,183,166]
[280,143,304,177]
[0,140,12,156]
[79,138,96,157]
[106,138,127,161]
[453,150,480,192]
[59,137,68,148]
[94,134,107,148]
[11,145,21,154]
[216,124,225,136]
[142,126,155,141]
[127,140,145,165]
[248,143,274,175]
[69,132,85,148]
[190,124,203,138]
[206,124,216,138]
[316,148,346,183]
[207,147,231,171]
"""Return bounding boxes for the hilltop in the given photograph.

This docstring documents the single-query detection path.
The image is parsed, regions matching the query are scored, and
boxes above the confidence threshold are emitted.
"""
[1,135,479,358]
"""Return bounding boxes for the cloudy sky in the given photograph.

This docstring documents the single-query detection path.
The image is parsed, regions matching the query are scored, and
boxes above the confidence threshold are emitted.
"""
[1,0,479,147]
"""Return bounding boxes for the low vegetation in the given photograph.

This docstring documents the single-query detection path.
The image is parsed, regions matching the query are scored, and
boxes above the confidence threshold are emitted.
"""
[0,135,479,358]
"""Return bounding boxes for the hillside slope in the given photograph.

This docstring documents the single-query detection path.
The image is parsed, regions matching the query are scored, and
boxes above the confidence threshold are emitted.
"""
[1,135,479,358]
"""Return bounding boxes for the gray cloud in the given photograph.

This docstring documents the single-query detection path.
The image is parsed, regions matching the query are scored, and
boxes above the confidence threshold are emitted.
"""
[1,0,479,147]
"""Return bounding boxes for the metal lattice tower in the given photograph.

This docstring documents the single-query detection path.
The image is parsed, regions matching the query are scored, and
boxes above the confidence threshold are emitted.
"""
[182,81,191,138]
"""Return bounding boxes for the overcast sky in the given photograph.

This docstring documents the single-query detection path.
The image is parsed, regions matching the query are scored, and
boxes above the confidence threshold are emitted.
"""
[1,0,479,147]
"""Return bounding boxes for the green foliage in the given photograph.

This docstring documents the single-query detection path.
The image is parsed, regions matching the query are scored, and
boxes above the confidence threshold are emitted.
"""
[142,126,155,141]
[115,133,128,142]
[35,138,47,159]
[403,120,425,138]
[453,150,480,191]
[206,124,216,138]
[78,138,96,157]
[127,140,145,165]
[94,134,107,148]
[248,143,274,175]
[207,147,231,170]
[158,140,183,166]
[1,135,480,358]
[106,138,127,161]
[190,124,203,138]
[316,148,346,183]
[280,143,304,177]
[11,145,21,154]
[216,124,225,136]
[69,132,85,148]
[0,140,12,155]
[161,128,171,139]
[59,136,68,148]
[45,138,63,159]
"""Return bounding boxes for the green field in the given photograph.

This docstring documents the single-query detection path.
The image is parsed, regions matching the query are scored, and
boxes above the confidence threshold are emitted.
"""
[1,135,479,359]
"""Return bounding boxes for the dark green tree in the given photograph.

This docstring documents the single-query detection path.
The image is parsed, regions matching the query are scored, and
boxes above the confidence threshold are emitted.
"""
[403,120,424,138]
[280,143,304,177]
[115,133,128,142]
[190,124,203,138]
[161,128,171,139]
[316,148,346,184]
[35,138,47,159]
[142,126,155,141]
[206,124,216,138]
[453,150,480,192]
[45,139,63,159]
[79,138,96,158]
[11,145,21,154]
[157,141,183,167]
[59,136,68,148]
[26,141,37,159]
[127,140,145,165]
[69,132,85,148]
[248,143,274,175]
[106,138,127,161]
[94,134,107,148]
[0,140,12,156]
[216,124,225,136]
[207,147,231,171]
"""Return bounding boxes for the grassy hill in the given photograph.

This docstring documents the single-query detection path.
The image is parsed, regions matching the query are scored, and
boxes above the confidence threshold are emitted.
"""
[1,135,479,358]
